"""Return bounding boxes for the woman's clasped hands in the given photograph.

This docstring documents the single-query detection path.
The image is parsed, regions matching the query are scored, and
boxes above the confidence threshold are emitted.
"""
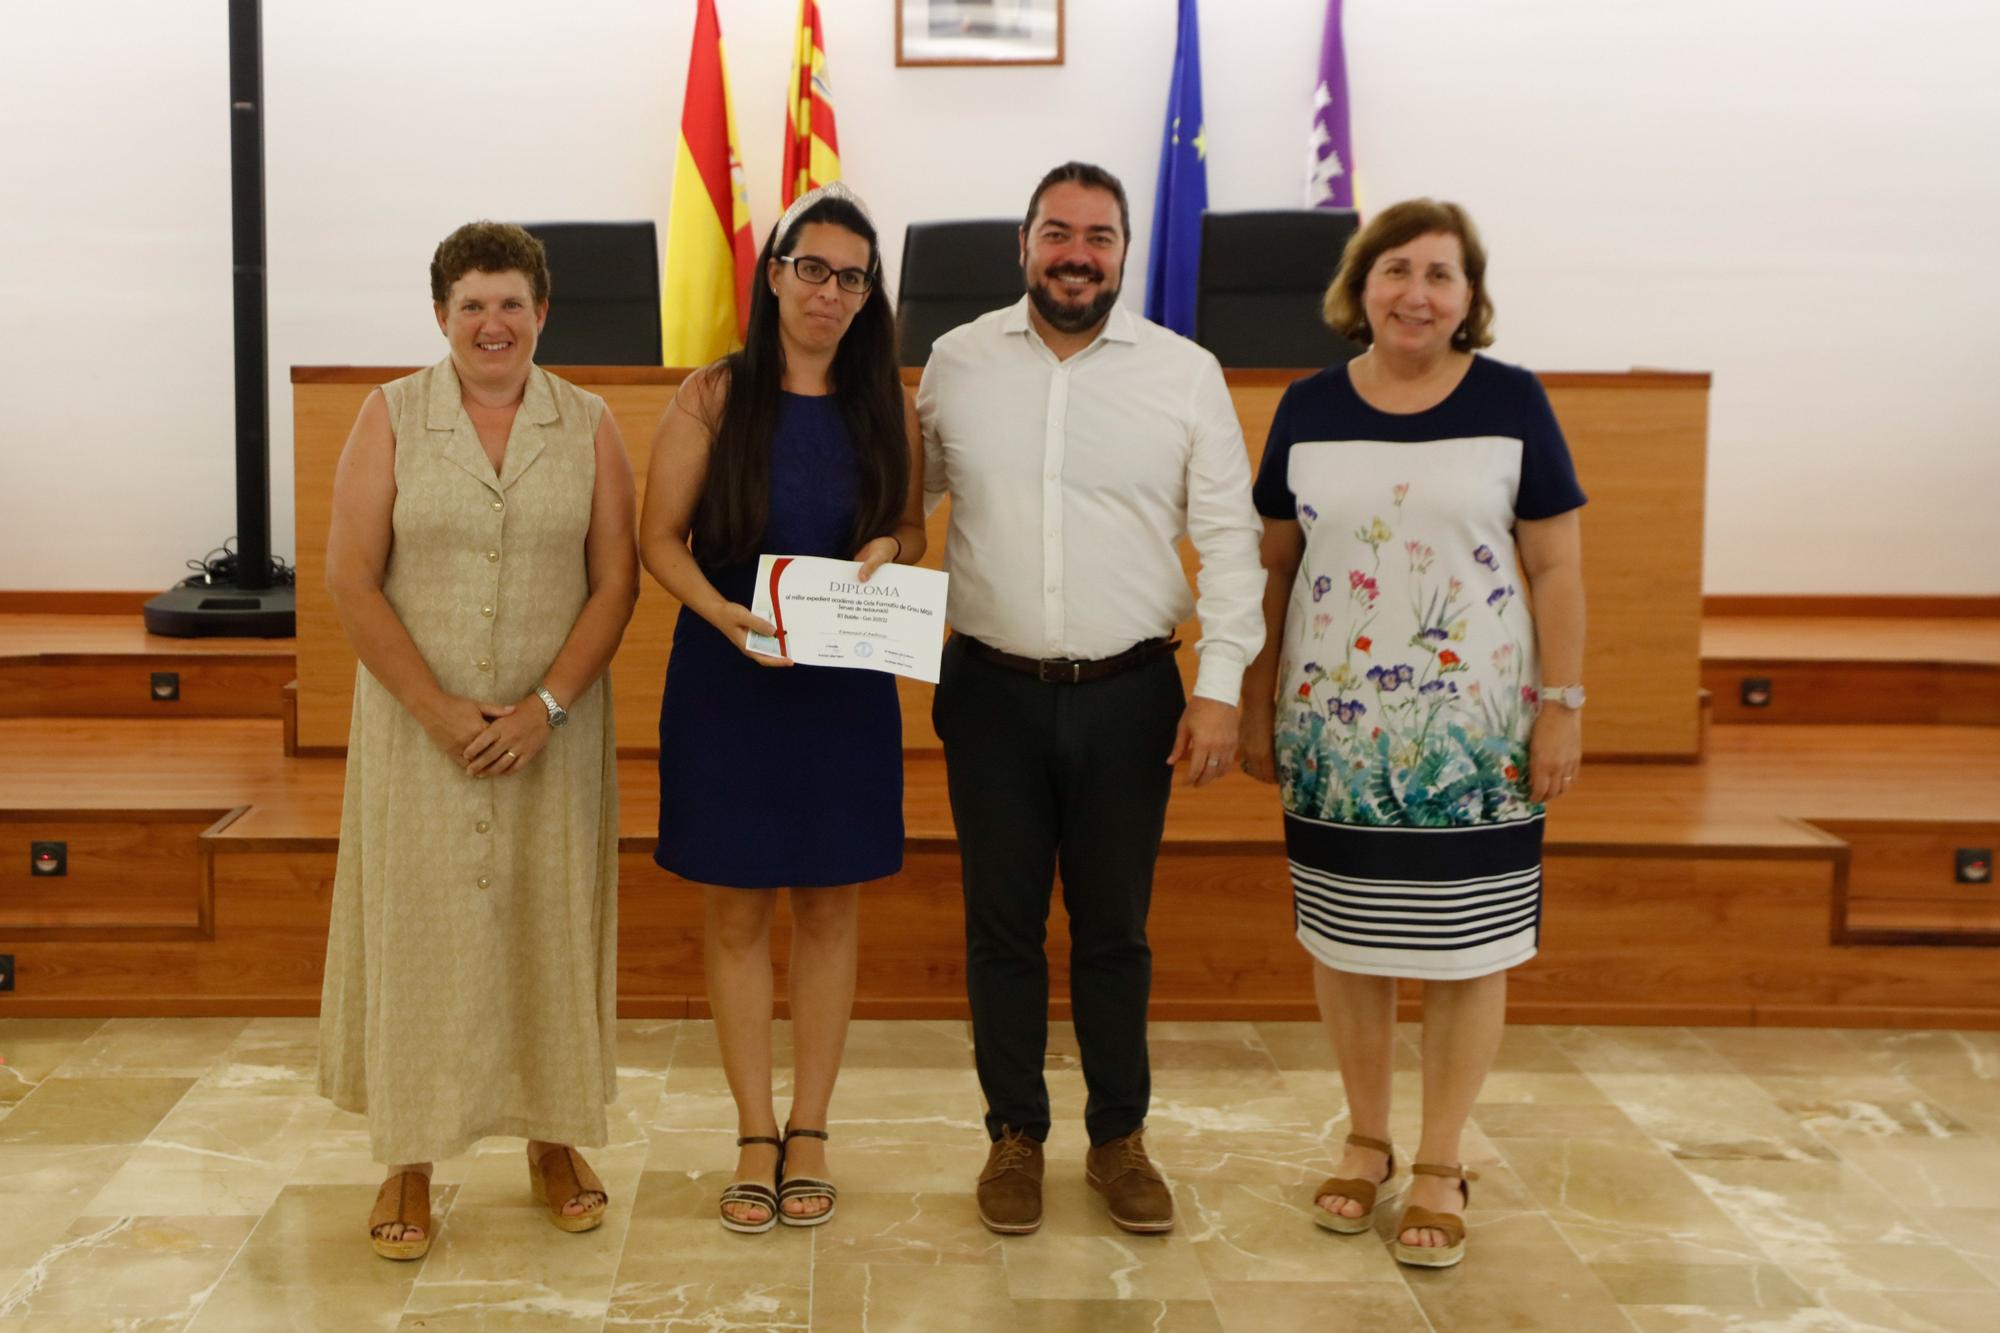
[420,694,551,777]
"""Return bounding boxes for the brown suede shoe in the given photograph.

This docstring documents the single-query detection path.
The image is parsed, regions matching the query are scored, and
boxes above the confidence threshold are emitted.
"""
[976,1127,1045,1235]
[1085,1126,1174,1233]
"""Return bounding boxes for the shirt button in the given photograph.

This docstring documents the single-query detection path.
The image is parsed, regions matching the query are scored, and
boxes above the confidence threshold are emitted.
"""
[475,820,490,833]
[477,876,491,891]
[1046,584,1059,594]
[486,550,500,563]
[491,499,504,511]
[481,605,495,618]
[476,658,492,672]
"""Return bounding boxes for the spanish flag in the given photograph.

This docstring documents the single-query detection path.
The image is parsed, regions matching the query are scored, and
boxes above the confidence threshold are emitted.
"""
[663,0,755,365]
[780,0,840,207]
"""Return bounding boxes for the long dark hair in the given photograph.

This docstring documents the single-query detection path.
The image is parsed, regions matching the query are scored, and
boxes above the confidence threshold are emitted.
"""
[693,193,907,568]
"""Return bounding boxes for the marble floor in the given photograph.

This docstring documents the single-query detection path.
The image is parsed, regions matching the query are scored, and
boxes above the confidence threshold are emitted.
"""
[1,1018,1997,1331]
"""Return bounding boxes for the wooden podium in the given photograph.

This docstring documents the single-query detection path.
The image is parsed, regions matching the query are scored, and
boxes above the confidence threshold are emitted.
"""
[290,366,1710,760]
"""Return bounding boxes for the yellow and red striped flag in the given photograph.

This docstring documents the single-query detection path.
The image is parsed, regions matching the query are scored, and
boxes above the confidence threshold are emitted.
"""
[779,0,840,207]
[663,0,756,364]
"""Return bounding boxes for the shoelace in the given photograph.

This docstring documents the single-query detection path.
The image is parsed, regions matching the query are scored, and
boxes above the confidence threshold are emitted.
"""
[993,1133,1038,1171]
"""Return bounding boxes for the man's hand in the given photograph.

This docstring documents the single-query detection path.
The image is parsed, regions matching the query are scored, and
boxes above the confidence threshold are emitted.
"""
[1167,697,1239,788]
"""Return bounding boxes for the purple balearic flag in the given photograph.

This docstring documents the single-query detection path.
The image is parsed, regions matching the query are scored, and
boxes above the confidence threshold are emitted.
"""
[1306,0,1354,209]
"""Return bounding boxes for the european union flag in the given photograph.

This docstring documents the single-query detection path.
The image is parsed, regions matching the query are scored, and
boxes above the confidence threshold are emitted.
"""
[1144,0,1206,337]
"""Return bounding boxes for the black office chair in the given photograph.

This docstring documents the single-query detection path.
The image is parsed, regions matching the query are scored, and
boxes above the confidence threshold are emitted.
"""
[1195,210,1362,368]
[519,221,662,365]
[895,220,1023,367]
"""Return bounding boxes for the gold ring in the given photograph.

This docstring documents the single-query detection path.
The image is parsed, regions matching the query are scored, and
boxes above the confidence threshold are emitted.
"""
[505,750,518,759]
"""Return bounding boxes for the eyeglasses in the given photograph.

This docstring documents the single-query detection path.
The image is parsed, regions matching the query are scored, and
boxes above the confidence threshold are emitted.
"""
[776,254,874,295]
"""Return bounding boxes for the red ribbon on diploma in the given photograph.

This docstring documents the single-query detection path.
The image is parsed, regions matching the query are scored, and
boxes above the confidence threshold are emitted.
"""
[765,557,795,656]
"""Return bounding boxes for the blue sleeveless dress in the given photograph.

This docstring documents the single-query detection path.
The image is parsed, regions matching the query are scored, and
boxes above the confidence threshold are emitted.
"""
[655,392,905,888]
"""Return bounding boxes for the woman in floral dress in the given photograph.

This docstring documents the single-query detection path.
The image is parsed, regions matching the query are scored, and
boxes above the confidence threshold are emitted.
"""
[1239,200,1586,1268]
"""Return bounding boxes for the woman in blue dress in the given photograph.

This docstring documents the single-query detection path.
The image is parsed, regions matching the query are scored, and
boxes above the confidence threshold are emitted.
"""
[1239,200,1586,1269]
[639,183,925,1233]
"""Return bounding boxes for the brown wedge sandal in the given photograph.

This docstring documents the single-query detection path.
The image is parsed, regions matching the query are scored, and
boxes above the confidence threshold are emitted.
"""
[1392,1162,1479,1269]
[529,1145,608,1234]
[1312,1133,1401,1234]
[777,1126,837,1228]
[369,1170,433,1261]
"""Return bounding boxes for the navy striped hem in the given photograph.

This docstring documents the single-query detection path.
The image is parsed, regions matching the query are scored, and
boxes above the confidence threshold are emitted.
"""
[1283,810,1545,980]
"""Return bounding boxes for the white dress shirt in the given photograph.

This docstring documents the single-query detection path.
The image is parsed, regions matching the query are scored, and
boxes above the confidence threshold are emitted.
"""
[917,297,1266,706]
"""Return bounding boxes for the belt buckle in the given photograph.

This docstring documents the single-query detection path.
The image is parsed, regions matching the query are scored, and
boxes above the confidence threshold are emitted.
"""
[1037,657,1081,684]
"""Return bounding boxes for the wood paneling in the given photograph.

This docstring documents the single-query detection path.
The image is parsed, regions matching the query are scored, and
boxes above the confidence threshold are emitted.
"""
[1707,595,2000,618]
[0,656,294,719]
[12,717,1995,852]
[0,592,156,614]
[0,614,296,658]
[1704,659,2000,726]
[0,615,295,720]
[1702,616,2000,664]
[1816,818,2000,944]
[293,367,1708,759]
[1553,381,1708,756]
[0,809,223,938]
[6,833,1998,1028]
[4,715,1998,1025]
[1700,612,2000,725]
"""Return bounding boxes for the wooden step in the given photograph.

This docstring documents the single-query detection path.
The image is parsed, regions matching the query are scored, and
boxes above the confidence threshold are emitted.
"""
[3,718,1997,1026]
[0,614,294,719]
[1702,615,2000,725]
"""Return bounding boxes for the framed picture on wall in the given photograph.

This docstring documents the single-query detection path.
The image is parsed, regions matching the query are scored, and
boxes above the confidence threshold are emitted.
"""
[897,0,1064,67]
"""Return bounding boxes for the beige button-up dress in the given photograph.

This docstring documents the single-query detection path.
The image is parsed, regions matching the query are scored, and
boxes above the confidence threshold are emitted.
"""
[318,358,619,1164]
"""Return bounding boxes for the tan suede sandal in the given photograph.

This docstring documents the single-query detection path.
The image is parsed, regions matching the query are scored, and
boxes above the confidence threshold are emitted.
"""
[369,1170,433,1260]
[529,1145,608,1234]
[777,1126,837,1228]
[1392,1162,1478,1268]
[719,1135,783,1234]
[1312,1133,1401,1234]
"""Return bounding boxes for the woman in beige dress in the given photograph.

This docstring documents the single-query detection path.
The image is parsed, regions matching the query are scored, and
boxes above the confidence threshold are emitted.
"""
[319,221,638,1259]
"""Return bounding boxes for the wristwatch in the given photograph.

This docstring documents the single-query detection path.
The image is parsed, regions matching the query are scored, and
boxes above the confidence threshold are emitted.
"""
[535,685,568,728]
[1541,683,1587,710]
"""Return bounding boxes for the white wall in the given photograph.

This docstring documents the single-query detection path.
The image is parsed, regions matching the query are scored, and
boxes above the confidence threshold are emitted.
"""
[2,0,1995,593]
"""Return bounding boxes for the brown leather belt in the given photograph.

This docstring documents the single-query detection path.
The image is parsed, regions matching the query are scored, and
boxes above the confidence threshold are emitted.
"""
[959,635,1179,685]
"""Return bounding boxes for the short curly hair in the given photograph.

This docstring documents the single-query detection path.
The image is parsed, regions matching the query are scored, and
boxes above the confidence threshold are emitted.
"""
[429,220,551,305]
[1322,199,1494,351]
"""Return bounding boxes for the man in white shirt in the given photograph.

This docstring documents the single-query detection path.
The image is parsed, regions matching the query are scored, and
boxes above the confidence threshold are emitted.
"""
[917,162,1265,1236]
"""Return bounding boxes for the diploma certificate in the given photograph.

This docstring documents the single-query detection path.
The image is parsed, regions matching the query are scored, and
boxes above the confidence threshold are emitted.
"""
[744,554,950,683]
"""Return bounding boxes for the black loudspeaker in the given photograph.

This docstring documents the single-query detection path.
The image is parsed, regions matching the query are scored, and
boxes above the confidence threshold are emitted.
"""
[145,0,294,636]
[1194,210,1363,369]
[520,222,663,366]
[894,220,1023,367]
[227,0,270,592]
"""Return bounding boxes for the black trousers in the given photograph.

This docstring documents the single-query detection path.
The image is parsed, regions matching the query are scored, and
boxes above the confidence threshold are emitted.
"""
[932,635,1183,1146]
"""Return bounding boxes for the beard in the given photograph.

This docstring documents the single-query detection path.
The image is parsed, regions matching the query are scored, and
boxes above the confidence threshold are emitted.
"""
[1026,261,1122,333]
